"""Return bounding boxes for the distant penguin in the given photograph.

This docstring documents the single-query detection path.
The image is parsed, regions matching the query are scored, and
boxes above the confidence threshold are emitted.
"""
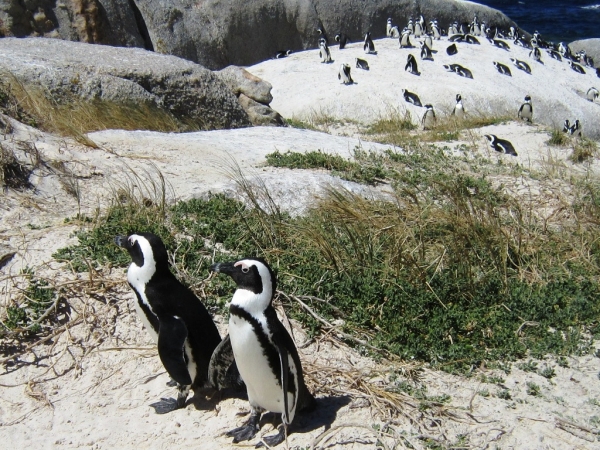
[530,46,543,63]
[115,233,240,414]
[423,33,433,50]
[319,39,332,63]
[587,87,599,102]
[275,50,292,59]
[420,41,434,60]
[485,134,518,156]
[211,258,316,448]
[407,18,415,34]
[465,34,480,45]
[334,32,349,49]
[451,94,465,118]
[386,18,394,37]
[421,104,436,130]
[518,95,533,123]
[405,54,420,75]
[431,21,441,39]
[547,49,562,61]
[443,63,461,73]
[489,38,510,50]
[558,42,569,57]
[448,34,465,42]
[317,26,329,45]
[338,63,354,84]
[508,27,517,39]
[493,61,512,76]
[389,25,400,38]
[356,57,369,70]
[514,36,530,48]
[446,43,458,55]
[414,20,423,37]
[455,65,473,79]
[364,32,376,54]
[510,57,532,74]
[569,119,582,137]
[563,119,571,133]
[402,88,422,107]
[400,28,413,48]
[449,21,459,36]
[568,60,586,74]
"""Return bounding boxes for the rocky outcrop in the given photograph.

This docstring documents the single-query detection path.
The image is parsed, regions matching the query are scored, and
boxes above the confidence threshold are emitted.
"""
[0,38,251,130]
[216,66,283,126]
[0,0,519,70]
[569,39,600,68]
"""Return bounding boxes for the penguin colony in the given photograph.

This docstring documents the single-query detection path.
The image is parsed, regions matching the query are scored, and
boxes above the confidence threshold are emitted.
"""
[292,14,598,148]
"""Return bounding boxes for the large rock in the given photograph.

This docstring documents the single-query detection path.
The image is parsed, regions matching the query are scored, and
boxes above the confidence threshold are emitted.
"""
[569,39,600,68]
[0,37,251,130]
[0,0,519,70]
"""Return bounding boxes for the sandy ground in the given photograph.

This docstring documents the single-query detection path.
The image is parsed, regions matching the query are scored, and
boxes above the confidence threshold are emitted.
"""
[1,36,600,450]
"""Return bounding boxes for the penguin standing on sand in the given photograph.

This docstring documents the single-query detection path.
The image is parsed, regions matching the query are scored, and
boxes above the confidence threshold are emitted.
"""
[386,18,394,37]
[400,28,413,48]
[421,104,436,130]
[364,32,376,54]
[334,33,349,49]
[485,135,518,156]
[587,87,599,102]
[338,63,354,84]
[451,94,465,118]
[319,38,332,63]
[115,233,240,414]
[211,258,316,448]
[405,54,420,75]
[518,95,533,123]
[420,41,433,60]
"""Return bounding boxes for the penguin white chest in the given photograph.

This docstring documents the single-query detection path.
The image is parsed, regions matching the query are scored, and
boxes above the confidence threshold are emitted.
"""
[228,315,286,414]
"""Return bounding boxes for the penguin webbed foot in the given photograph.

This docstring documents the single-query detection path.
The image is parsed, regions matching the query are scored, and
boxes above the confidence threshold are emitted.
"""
[227,410,261,443]
[256,424,286,448]
[149,397,182,414]
[166,378,178,387]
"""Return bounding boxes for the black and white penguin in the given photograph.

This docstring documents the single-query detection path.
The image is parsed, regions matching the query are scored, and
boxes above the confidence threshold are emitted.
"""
[115,233,238,414]
[407,18,414,34]
[414,18,423,37]
[465,34,480,45]
[547,49,562,61]
[386,18,394,37]
[485,135,518,156]
[508,27,517,40]
[356,57,369,70]
[421,104,436,130]
[449,21,459,36]
[316,26,329,45]
[568,119,582,137]
[446,43,458,55]
[319,38,332,63]
[400,28,413,48]
[529,45,543,63]
[514,35,531,49]
[558,42,569,57]
[451,94,465,118]
[423,33,433,51]
[489,38,510,51]
[455,65,473,79]
[443,63,461,73]
[431,21,441,40]
[402,88,422,107]
[364,32,376,54]
[334,33,349,49]
[405,54,420,75]
[211,258,316,448]
[510,57,532,74]
[563,119,571,133]
[389,25,400,38]
[587,87,599,102]
[493,61,512,76]
[420,41,434,60]
[568,60,586,74]
[518,95,533,123]
[338,63,354,84]
[448,34,465,43]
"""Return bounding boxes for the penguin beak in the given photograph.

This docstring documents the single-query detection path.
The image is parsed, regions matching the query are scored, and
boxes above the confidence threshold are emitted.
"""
[210,262,235,275]
[115,235,130,249]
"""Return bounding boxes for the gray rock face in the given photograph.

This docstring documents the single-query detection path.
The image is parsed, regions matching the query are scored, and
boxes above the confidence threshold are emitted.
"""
[238,94,285,126]
[0,0,519,70]
[0,37,251,130]
[569,39,600,68]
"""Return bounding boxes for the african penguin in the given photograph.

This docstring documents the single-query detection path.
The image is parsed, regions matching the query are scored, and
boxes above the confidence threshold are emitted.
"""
[489,38,510,50]
[115,233,240,414]
[407,18,414,34]
[431,21,441,39]
[405,54,420,75]
[275,50,292,59]
[563,119,571,133]
[493,61,512,76]
[529,45,543,63]
[400,29,413,48]
[451,94,465,118]
[510,57,532,74]
[421,104,436,130]
[518,95,533,123]
[364,32,376,54]
[455,65,473,79]
[420,41,433,60]
[389,25,400,38]
[356,57,369,70]
[446,43,458,55]
[402,88,422,107]
[211,258,316,448]
[547,49,562,61]
[569,119,582,137]
[316,26,328,45]
[448,34,465,42]
[449,22,459,36]
[465,34,480,45]
[319,38,332,63]
[568,60,586,74]
[587,87,599,102]
[386,18,394,37]
[423,34,433,50]
[485,135,518,156]
[338,63,354,84]
[334,32,349,49]
[414,20,423,37]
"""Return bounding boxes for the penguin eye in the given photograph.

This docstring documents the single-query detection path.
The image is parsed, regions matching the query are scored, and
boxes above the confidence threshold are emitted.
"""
[241,267,249,273]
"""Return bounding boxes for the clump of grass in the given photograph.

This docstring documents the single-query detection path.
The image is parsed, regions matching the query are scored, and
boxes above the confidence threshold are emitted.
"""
[547,128,569,146]
[539,366,556,379]
[570,137,598,163]
[518,360,538,373]
[526,382,541,396]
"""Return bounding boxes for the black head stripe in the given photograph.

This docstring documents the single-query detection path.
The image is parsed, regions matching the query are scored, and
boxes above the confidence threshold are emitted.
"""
[129,240,145,267]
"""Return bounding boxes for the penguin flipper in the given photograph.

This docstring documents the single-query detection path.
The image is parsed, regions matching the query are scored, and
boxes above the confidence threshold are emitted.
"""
[275,339,291,425]
[157,316,192,386]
